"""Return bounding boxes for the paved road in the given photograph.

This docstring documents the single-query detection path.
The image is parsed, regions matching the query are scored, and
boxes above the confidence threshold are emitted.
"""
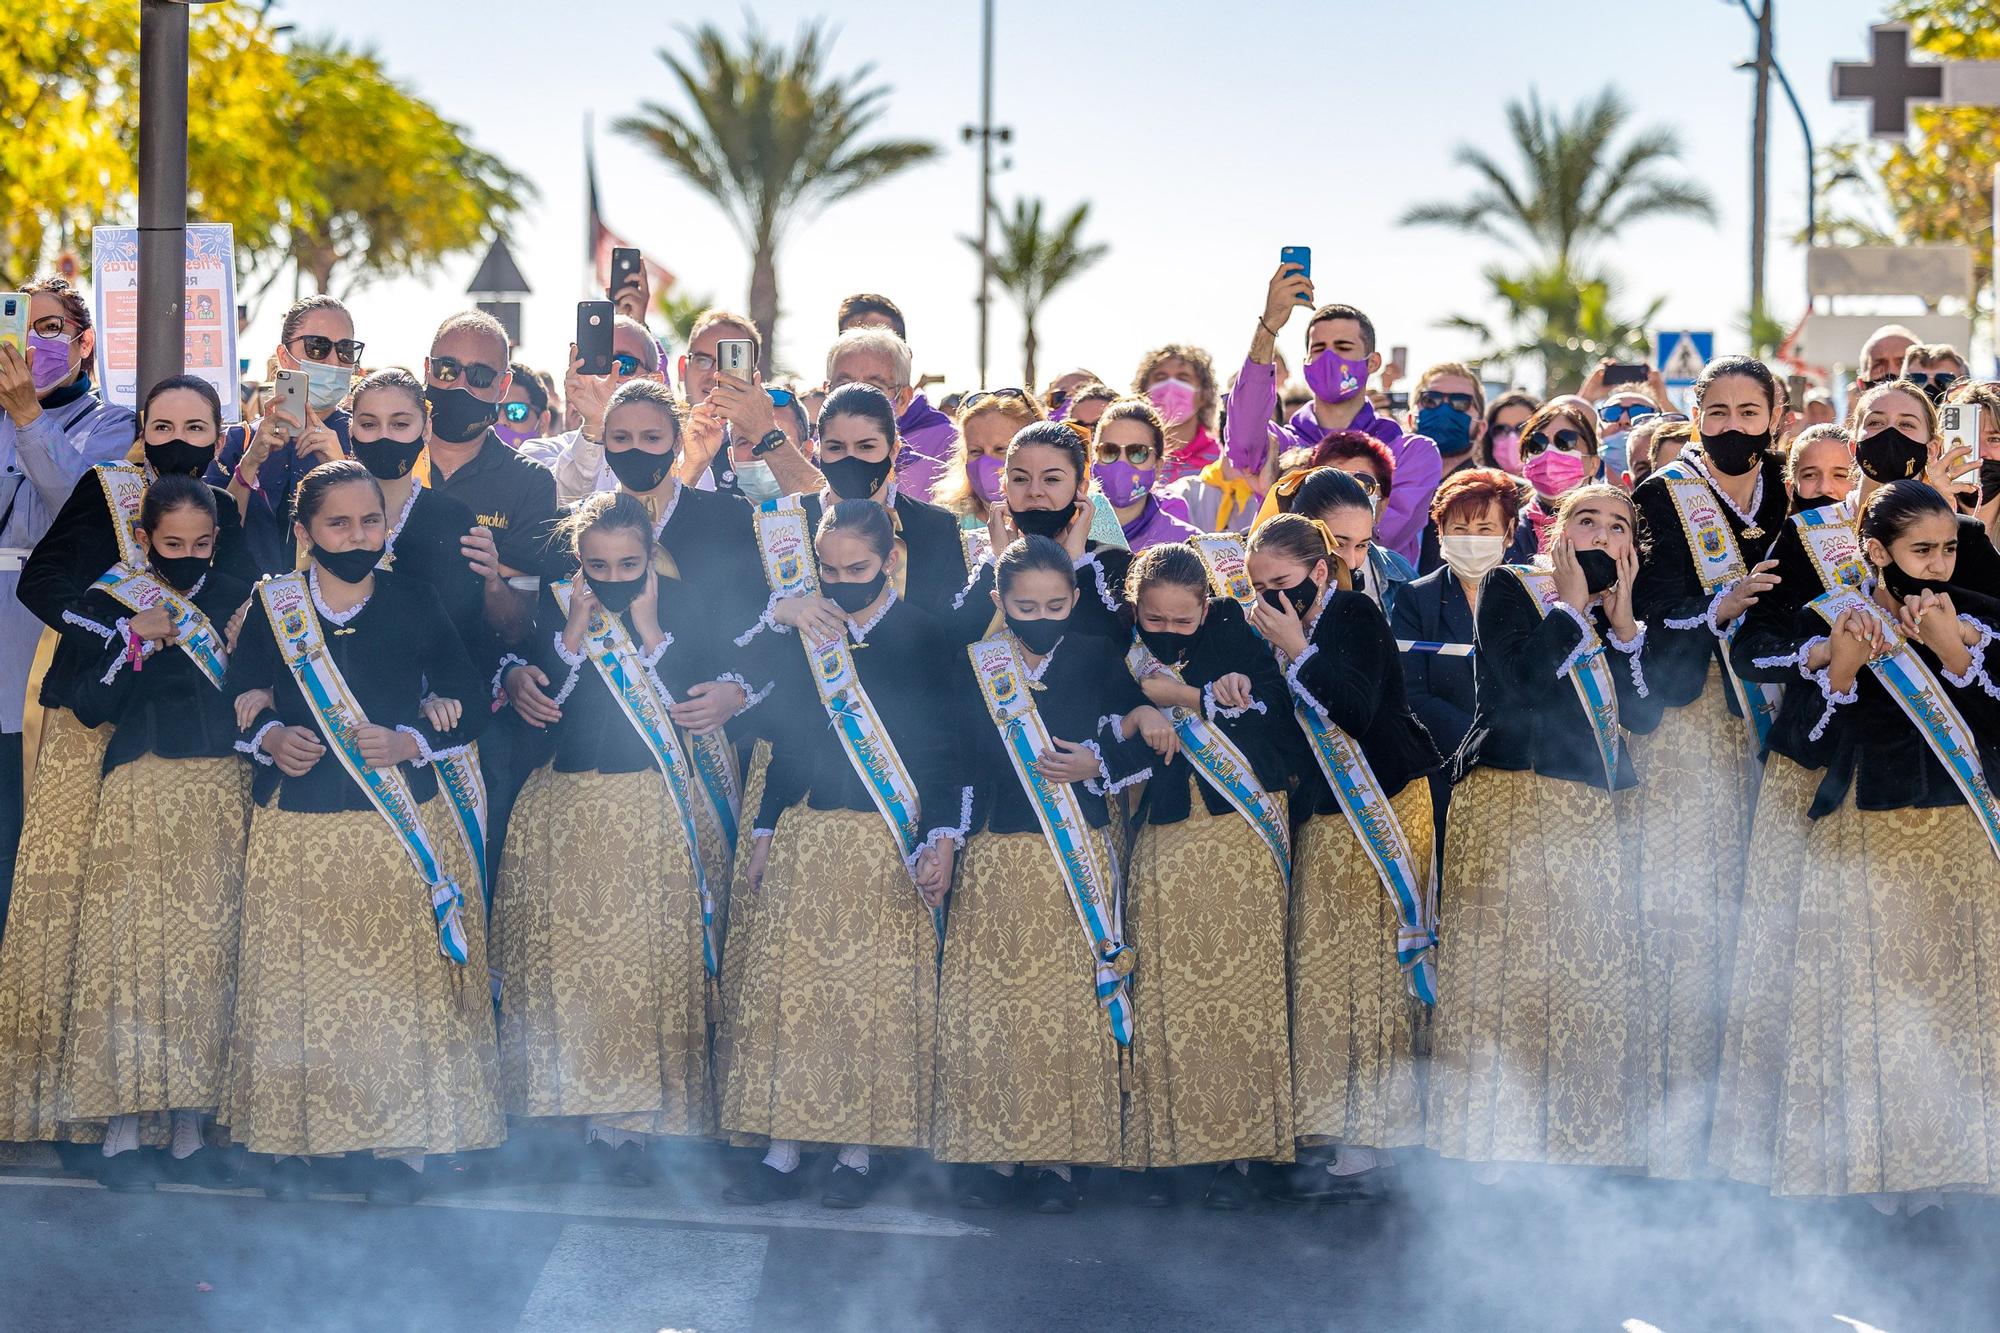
[1,1143,1992,1331]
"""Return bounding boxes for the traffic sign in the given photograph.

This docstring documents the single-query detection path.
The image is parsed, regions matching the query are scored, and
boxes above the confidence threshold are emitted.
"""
[1656,331,1713,388]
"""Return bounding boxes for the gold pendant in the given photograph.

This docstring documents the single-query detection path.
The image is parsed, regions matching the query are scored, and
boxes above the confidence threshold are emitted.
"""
[1742,525,1763,541]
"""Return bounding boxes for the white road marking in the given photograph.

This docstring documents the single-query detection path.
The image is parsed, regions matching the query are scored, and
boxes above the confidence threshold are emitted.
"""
[0,1173,990,1238]
[515,1222,767,1333]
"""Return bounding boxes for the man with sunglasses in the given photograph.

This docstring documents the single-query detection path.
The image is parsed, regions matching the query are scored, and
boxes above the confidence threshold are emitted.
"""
[210,294,360,572]
[1898,342,1968,405]
[0,275,135,932]
[496,362,554,448]
[1406,362,1487,481]
[1857,323,1919,392]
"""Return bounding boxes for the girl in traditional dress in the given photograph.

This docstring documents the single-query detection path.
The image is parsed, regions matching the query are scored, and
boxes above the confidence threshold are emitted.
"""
[1720,480,2000,1209]
[47,476,250,1189]
[1624,355,1790,1179]
[1426,483,1660,1176]
[490,489,741,1185]
[721,500,966,1207]
[1244,514,1443,1201]
[945,422,1131,645]
[935,535,1170,1213]
[222,460,500,1204]
[1119,543,1297,1209]
[1,375,246,1145]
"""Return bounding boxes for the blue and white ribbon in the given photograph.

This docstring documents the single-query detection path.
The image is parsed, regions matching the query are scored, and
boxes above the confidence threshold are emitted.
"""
[92,563,228,688]
[1657,459,1779,747]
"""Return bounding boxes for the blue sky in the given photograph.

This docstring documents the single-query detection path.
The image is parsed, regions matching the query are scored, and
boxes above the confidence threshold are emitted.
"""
[242,0,1900,391]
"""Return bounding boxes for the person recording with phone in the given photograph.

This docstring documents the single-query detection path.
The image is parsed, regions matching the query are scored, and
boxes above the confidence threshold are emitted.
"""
[671,309,798,500]
[211,294,358,573]
[0,275,135,930]
[1943,381,2000,548]
[1226,262,1442,565]
[1578,358,1674,488]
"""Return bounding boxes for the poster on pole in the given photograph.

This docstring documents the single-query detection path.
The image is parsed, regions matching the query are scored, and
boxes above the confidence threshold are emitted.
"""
[90,224,240,424]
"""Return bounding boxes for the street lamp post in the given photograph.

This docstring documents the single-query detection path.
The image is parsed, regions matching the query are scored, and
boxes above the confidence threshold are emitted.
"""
[1728,0,1817,250]
[961,0,1010,389]
[137,0,198,404]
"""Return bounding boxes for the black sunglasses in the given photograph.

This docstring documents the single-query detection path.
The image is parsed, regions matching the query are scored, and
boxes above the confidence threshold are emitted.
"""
[1526,429,1585,454]
[962,387,1029,410]
[430,355,502,390]
[288,334,366,367]
[1905,371,1960,390]
[1418,390,1476,413]
[1597,402,1657,425]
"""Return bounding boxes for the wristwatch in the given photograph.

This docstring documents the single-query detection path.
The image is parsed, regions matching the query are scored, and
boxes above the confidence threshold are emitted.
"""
[750,428,788,458]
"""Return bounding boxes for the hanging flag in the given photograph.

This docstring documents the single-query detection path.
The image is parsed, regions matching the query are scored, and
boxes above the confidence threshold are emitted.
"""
[585,116,676,300]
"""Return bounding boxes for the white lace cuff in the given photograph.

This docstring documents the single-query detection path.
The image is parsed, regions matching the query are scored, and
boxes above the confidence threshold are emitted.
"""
[1804,666,1858,742]
[1664,581,1741,639]
[924,786,975,850]
[733,590,798,647]
[1203,680,1267,722]
[550,630,585,668]
[62,609,116,642]
[951,560,993,612]
[237,718,283,766]
[1603,621,1648,697]
[548,632,585,707]
[1075,553,1120,613]
[715,671,772,716]
[396,724,466,768]
[1941,616,2000,700]
[491,653,527,706]
[1552,603,1602,681]
[752,826,776,841]
[1282,641,1320,707]
[98,619,163,683]
[640,632,673,668]
[1751,638,1811,672]
[1095,765,1152,796]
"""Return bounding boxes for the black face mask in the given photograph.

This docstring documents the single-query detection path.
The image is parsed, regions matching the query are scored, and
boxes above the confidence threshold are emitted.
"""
[1789,490,1833,516]
[821,454,893,502]
[1260,573,1321,619]
[1010,502,1076,541]
[605,445,676,495]
[1855,427,1928,483]
[1881,560,1953,603]
[1138,625,1200,664]
[352,434,426,481]
[424,384,498,444]
[144,438,216,478]
[1978,460,2000,505]
[587,571,647,615]
[1576,547,1620,596]
[312,543,382,585]
[825,572,887,614]
[1006,613,1067,655]
[1700,428,1770,477]
[150,552,210,592]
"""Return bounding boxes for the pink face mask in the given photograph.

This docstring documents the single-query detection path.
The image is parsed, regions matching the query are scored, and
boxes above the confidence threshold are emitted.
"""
[1146,378,1197,426]
[1522,447,1593,500]
[1489,428,1522,475]
[1303,349,1368,405]
[967,453,1005,504]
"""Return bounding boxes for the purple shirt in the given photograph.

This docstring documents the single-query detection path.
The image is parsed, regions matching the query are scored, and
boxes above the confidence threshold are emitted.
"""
[1120,494,1199,551]
[1223,356,1441,564]
[893,393,959,503]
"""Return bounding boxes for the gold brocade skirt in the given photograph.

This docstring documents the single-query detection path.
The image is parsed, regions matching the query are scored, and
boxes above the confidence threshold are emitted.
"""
[1426,765,1646,1168]
[220,797,503,1158]
[1290,780,1433,1152]
[494,766,714,1138]
[1124,791,1292,1168]
[712,738,770,1101]
[932,829,1124,1166]
[1621,667,1755,1179]
[0,708,111,1141]
[1707,753,1821,1188]
[719,806,937,1149]
[1764,795,2000,1198]
[58,756,252,1126]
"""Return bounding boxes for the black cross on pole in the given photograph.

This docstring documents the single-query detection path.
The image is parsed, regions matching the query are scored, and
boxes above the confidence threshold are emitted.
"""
[1832,24,1945,137]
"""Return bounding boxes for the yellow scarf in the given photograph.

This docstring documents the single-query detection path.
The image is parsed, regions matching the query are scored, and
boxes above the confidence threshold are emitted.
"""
[1199,458,1257,531]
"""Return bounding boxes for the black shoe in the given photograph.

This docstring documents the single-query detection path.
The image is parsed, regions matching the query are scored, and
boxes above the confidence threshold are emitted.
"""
[264,1156,311,1202]
[1029,1169,1078,1215]
[97,1149,158,1193]
[1202,1166,1252,1212]
[952,1164,1011,1210]
[579,1138,617,1183]
[163,1144,241,1189]
[722,1161,802,1205]
[363,1158,426,1206]
[609,1141,655,1188]
[822,1163,876,1210]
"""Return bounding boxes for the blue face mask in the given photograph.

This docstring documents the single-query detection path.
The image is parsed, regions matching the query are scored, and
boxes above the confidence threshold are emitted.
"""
[1417,403,1473,456]
[1600,432,1629,484]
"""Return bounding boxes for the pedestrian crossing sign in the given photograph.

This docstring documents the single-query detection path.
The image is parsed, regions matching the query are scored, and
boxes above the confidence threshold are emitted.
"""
[1656,331,1713,388]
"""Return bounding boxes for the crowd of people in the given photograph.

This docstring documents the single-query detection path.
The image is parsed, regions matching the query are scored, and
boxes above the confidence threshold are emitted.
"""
[0,258,1995,1219]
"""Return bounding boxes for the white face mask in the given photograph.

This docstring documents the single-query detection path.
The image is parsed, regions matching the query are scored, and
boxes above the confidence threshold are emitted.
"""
[1439,534,1506,584]
[736,457,783,504]
[298,358,357,412]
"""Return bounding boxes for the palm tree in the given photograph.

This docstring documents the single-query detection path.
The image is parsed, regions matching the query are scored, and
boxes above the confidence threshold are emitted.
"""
[1441,261,1659,396]
[616,21,938,365]
[1403,89,1715,391]
[965,198,1108,390]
